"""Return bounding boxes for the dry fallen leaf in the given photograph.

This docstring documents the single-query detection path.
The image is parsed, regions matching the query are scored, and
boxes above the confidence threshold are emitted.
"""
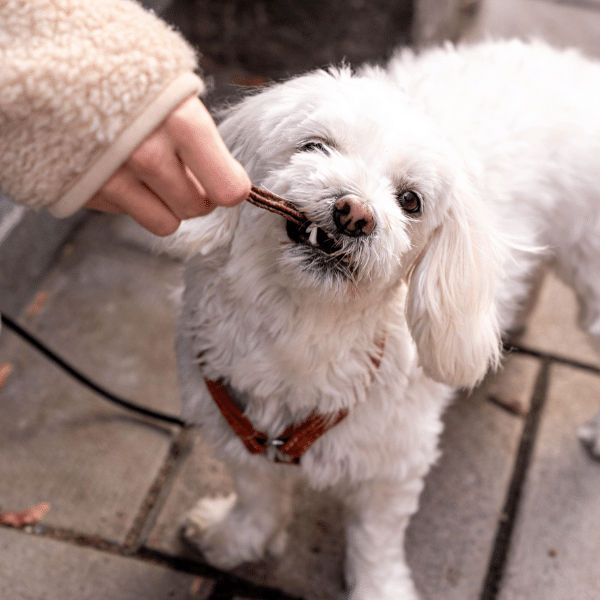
[0,364,12,389]
[0,502,51,527]
[25,291,49,317]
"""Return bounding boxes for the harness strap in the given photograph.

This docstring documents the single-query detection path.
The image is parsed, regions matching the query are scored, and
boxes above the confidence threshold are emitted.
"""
[206,375,348,465]
[203,334,385,465]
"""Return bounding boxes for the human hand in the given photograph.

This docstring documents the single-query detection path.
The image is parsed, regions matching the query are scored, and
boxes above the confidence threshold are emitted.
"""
[86,96,251,236]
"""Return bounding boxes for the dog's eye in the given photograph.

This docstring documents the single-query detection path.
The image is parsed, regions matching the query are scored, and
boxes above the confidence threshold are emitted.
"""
[298,141,330,154]
[396,190,423,216]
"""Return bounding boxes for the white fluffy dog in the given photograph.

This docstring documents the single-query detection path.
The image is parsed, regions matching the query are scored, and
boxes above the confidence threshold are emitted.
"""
[165,39,600,599]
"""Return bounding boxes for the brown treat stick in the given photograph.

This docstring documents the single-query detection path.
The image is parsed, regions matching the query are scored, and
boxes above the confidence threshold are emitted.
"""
[246,186,308,226]
[0,502,51,527]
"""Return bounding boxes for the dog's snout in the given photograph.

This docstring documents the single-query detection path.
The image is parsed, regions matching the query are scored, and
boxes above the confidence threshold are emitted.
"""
[333,196,375,237]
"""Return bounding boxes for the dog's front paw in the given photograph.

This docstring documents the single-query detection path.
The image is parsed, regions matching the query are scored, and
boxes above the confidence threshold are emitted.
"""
[346,587,419,600]
[183,494,241,569]
[182,494,288,569]
[344,569,420,600]
[579,411,600,461]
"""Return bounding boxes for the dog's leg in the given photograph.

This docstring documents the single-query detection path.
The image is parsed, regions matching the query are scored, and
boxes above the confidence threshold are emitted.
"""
[341,478,423,600]
[183,462,293,569]
[577,307,600,460]
[575,274,600,460]
[579,411,600,460]
[504,263,548,339]
[553,251,600,461]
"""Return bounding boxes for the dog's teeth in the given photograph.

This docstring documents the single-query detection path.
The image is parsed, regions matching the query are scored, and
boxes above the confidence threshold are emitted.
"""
[307,224,319,246]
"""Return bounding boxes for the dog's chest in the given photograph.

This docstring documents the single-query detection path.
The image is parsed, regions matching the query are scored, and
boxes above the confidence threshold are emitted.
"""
[183,262,396,425]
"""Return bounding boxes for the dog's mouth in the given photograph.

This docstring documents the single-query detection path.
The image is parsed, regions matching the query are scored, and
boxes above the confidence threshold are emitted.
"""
[247,187,354,279]
[247,187,342,255]
[285,220,341,255]
[285,219,356,280]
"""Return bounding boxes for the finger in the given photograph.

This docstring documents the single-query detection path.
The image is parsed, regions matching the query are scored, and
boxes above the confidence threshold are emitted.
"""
[166,96,251,208]
[126,130,214,220]
[94,168,181,236]
[86,195,128,214]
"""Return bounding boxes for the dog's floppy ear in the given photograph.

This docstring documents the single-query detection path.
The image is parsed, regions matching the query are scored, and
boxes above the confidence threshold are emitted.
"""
[405,174,502,388]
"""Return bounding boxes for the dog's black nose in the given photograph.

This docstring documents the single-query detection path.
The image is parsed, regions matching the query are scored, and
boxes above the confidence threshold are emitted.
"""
[333,196,375,237]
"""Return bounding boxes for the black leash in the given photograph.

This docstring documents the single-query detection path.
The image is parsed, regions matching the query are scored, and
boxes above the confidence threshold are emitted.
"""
[1,312,185,427]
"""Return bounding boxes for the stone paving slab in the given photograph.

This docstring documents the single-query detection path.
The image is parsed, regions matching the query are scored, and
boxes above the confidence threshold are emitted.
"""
[0,199,86,317]
[19,213,183,413]
[514,272,600,368]
[0,214,182,544]
[0,527,213,600]
[407,354,539,600]
[0,338,170,544]
[498,364,600,600]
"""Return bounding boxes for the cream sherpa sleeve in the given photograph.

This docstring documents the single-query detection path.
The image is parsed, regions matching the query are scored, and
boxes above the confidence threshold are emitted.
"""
[0,0,206,217]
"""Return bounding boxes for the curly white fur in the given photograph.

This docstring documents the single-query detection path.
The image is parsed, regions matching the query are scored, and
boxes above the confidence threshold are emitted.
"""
[164,40,600,599]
